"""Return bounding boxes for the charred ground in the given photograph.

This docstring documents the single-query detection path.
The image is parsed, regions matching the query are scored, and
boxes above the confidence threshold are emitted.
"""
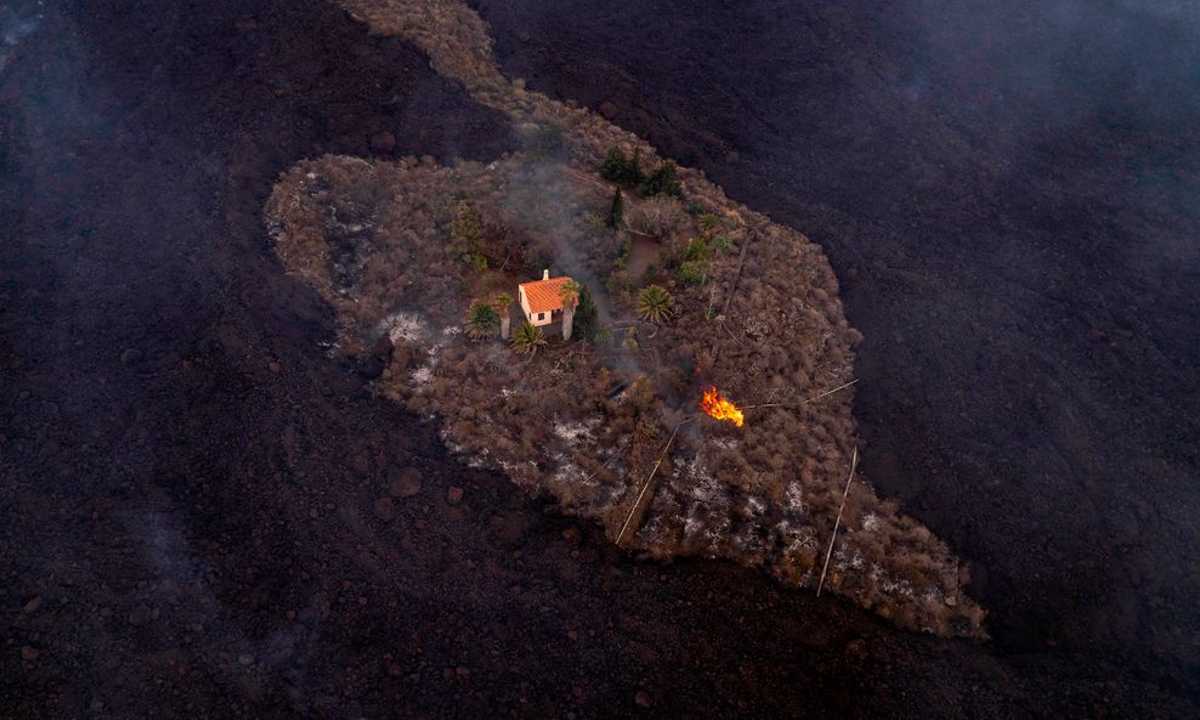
[0,0,1196,718]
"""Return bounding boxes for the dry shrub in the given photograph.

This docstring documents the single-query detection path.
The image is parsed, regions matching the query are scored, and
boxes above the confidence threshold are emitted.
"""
[626,196,685,237]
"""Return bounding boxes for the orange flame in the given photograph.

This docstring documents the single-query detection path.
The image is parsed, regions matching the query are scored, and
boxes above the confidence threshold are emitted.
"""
[700,386,745,428]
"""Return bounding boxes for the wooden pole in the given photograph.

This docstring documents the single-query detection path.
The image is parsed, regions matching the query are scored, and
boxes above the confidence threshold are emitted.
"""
[744,378,858,411]
[817,447,858,597]
[616,421,685,546]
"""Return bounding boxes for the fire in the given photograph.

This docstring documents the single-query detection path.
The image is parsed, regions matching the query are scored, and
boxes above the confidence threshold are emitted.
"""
[699,386,745,428]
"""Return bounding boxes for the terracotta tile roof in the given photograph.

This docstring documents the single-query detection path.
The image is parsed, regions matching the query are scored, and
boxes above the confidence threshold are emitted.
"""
[520,276,573,314]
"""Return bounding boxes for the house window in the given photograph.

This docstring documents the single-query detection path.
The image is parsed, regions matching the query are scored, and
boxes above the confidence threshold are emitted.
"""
[537,312,545,321]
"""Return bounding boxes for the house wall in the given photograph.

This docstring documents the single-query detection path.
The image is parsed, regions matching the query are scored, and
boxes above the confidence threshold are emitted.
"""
[528,309,553,326]
[518,286,554,326]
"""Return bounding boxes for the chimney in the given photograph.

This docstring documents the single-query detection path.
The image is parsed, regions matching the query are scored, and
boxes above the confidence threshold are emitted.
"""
[542,269,550,280]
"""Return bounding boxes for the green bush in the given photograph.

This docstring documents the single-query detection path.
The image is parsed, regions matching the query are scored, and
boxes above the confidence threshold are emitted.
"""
[573,285,599,341]
[599,147,644,187]
[637,284,674,323]
[511,321,547,355]
[639,161,682,198]
[678,260,708,286]
[465,301,499,340]
[682,236,712,263]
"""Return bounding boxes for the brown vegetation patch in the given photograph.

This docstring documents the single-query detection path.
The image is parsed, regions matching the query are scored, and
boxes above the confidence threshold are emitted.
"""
[263,0,988,637]
[267,146,984,636]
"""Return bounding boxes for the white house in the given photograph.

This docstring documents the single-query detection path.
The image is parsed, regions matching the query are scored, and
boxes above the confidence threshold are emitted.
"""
[517,270,573,327]
[517,269,580,340]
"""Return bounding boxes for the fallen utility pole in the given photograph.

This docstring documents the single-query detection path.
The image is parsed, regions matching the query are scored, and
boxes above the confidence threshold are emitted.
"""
[817,446,858,597]
[616,420,688,546]
[744,378,858,411]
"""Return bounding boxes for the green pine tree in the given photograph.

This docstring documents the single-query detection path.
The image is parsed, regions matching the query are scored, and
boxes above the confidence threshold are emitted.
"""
[600,147,628,183]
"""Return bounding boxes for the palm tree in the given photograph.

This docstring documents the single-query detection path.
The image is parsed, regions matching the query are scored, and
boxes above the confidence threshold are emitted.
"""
[511,321,547,356]
[559,280,582,341]
[637,284,674,323]
[491,292,513,339]
[465,301,499,341]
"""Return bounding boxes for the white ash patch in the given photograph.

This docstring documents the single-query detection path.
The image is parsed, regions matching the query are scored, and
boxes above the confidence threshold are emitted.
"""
[409,337,448,391]
[731,519,767,556]
[671,452,715,494]
[746,495,766,516]
[553,460,595,488]
[553,417,599,444]
[689,470,722,504]
[442,326,462,337]
[440,432,486,469]
[870,563,915,598]
[382,312,427,344]
[411,366,433,386]
[701,511,732,555]
[785,482,805,512]
[861,512,880,532]
[781,524,819,554]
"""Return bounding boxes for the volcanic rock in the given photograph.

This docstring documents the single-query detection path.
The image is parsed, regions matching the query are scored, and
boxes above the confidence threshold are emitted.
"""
[634,689,652,708]
[388,467,422,498]
[373,496,396,520]
[370,130,396,154]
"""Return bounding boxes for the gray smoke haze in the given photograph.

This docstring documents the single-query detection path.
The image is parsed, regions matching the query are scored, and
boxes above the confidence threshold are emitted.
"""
[0,3,42,72]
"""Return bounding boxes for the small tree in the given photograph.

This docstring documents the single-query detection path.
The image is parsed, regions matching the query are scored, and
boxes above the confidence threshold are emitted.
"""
[511,321,547,356]
[627,149,644,187]
[639,160,682,198]
[491,292,513,340]
[607,187,624,229]
[637,285,674,323]
[600,147,628,183]
[465,301,500,341]
[599,146,644,187]
[450,200,486,270]
[573,285,599,341]
[697,213,722,235]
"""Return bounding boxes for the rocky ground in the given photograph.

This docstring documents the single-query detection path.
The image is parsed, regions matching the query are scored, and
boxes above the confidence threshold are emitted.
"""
[0,0,1196,717]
